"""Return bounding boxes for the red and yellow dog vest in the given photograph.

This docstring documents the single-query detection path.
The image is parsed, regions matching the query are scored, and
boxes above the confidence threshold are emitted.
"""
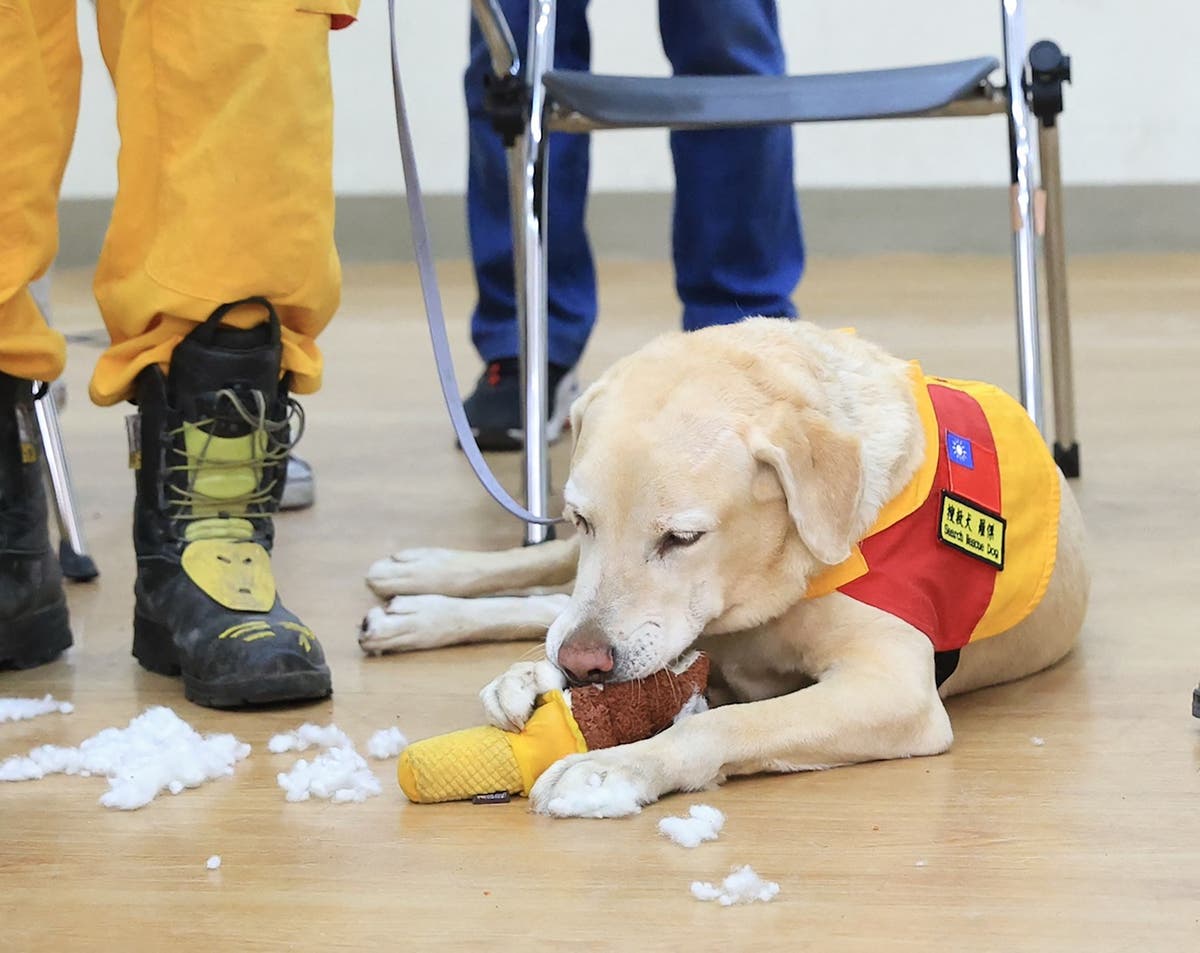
[805,364,1061,680]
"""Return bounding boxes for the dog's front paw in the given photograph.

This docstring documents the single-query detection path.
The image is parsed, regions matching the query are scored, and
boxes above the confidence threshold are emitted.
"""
[358,594,469,654]
[530,750,657,819]
[365,548,480,598]
[480,660,565,731]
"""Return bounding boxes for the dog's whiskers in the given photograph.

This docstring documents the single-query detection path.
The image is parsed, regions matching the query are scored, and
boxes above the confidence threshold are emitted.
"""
[516,643,549,663]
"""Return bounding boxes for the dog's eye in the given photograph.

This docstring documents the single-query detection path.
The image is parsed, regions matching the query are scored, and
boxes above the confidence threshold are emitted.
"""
[573,513,593,535]
[659,530,704,554]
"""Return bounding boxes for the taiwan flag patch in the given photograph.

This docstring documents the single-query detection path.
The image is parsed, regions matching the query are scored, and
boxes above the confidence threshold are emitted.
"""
[946,431,974,469]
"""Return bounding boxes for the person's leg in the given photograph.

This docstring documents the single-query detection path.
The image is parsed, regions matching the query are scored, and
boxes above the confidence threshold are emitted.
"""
[658,0,803,330]
[0,0,80,669]
[0,0,78,383]
[465,0,596,369]
[90,0,344,405]
[462,0,591,450]
[90,0,355,707]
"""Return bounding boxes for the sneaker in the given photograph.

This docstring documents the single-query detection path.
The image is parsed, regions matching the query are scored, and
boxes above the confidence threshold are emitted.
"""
[462,358,580,452]
[280,455,315,511]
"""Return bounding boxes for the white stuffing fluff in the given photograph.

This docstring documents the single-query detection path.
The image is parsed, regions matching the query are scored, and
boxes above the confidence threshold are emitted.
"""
[276,746,381,804]
[1030,736,1045,746]
[267,723,352,754]
[0,706,249,810]
[270,723,385,804]
[0,695,74,723]
[366,727,409,760]
[691,865,780,906]
[542,770,644,818]
[671,691,709,725]
[658,804,725,848]
[206,855,221,870]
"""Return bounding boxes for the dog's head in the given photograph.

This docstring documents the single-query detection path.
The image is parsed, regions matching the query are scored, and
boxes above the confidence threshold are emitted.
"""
[547,320,870,684]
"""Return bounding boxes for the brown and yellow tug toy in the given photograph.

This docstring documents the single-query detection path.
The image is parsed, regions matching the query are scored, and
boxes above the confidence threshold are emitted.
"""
[397,654,709,804]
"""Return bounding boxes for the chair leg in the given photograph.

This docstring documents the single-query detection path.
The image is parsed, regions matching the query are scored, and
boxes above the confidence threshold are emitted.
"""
[1028,39,1081,477]
[1038,122,1080,477]
[1000,0,1046,435]
[516,1,558,546]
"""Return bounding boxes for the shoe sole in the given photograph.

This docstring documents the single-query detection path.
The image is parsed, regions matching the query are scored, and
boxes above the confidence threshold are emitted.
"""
[133,613,332,709]
[0,598,72,670]
[469,368,581,453]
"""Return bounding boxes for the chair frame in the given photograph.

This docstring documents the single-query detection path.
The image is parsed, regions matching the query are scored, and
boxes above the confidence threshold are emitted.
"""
[471,0,1078,545]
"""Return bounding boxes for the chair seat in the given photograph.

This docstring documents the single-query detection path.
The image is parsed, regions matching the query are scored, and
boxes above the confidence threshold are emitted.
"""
[543,57,1000,130]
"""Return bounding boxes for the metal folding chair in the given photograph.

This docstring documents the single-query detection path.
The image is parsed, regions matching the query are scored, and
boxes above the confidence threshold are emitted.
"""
[470,0,1079,545]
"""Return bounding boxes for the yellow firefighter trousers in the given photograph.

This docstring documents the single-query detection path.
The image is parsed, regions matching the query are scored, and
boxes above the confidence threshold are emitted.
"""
[0,0,358,404]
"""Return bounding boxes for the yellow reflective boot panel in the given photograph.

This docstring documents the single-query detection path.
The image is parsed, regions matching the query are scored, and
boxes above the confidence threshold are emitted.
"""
[178,423,275,611]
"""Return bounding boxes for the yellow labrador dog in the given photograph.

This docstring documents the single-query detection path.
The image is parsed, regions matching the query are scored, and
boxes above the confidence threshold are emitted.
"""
[362,319,1089,818]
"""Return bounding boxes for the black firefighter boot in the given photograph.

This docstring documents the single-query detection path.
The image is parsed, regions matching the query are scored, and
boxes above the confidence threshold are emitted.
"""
[0,372,72,669]
[130,298,331,708]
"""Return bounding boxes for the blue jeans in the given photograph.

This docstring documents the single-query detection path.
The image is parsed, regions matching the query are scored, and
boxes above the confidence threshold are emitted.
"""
[465,0,804,368]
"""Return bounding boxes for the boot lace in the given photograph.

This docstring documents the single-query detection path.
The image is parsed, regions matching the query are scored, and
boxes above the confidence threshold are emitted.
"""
[165,389,304,525]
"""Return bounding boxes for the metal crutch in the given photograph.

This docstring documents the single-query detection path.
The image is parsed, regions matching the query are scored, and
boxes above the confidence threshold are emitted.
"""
[473,0,559,546]
[1000,0,1046,435]
[513,0,557,545]
[28,276,100,581]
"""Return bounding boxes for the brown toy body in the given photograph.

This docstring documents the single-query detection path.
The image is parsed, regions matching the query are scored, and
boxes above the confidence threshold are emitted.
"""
[568,653,710,749]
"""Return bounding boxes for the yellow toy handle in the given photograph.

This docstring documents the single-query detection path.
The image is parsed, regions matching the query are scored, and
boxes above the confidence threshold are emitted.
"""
[397,691,588,804]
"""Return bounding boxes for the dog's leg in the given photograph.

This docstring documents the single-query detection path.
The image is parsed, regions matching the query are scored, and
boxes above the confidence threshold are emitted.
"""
[359,593,569,655]
[530,604,953,818]
[366,537,578,598]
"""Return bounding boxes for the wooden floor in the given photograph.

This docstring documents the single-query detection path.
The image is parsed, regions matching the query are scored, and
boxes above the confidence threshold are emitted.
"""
[2,255,1198,951]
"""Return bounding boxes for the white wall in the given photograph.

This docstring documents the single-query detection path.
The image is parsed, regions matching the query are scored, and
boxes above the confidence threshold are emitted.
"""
[62,1,1197,200]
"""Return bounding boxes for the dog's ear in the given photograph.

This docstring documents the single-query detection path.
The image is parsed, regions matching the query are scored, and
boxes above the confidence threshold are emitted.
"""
[747,406,864,566]
[568,380,606,452]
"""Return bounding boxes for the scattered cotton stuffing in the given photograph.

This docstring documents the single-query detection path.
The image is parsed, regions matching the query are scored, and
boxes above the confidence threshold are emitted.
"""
[276,746,381,803]
[658,804,725,848]
[914,860,927,868]
[206,855,222,870]
[0,706,249,810]
[1030,736,1045,746]
[543,770,644,818]
[691,865,780,906]
[366,727,409,760]
[671,692,709,724]
[267,723,352,754]
[0,695,74,723]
